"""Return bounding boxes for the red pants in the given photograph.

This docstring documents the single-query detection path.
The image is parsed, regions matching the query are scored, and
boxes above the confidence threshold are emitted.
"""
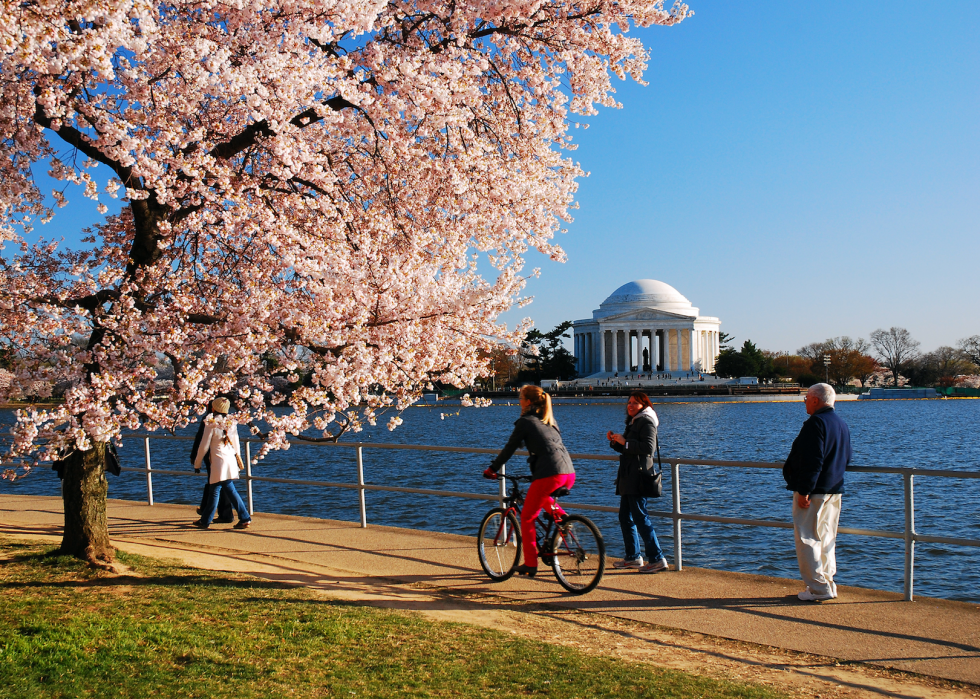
[521,473,576,566]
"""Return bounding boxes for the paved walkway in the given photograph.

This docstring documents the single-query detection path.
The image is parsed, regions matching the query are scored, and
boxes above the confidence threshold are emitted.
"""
[1,494,978,687]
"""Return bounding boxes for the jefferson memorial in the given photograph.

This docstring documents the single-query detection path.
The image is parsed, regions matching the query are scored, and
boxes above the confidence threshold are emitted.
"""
[572,279,721,376]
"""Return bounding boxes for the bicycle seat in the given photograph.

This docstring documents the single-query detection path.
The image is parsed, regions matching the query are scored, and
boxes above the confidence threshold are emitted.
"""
[550,486,570,498]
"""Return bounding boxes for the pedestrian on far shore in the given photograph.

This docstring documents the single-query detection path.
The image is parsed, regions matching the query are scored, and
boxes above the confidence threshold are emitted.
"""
[483,385,575,578]
[607,391,668,573]
[193,397,252,530]
[783,383,851,602]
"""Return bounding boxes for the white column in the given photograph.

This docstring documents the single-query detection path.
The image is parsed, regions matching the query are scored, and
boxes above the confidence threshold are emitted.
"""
[625,330,631,370]
[612,329,619,373]
[680,329,687,372]
[667,328,681,371]
[688,328,696,372]
[598,330,603,373]
[595,331,600,373]
[599,329,606,373]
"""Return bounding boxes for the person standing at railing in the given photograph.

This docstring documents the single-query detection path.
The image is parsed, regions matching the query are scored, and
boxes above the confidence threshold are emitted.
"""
[483,385,575,578]
[192,397,252,530]
[607,391,669,574]
[783,383,851,602]
[190,399,234,523]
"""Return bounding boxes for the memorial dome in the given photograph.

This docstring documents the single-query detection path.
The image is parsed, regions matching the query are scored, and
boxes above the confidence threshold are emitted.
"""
[596,279,697,317]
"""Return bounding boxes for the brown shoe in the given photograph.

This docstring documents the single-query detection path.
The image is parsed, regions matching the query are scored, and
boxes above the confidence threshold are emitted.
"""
[234,520,252,530]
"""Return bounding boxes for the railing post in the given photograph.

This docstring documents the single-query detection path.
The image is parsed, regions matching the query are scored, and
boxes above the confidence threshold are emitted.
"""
[499,463,508,541]
[671,461,682,571]
[498,463,506,511]
[143,437,153,506]
[245,441,253,515]
[356,446,367,528]
[904,470,915,601]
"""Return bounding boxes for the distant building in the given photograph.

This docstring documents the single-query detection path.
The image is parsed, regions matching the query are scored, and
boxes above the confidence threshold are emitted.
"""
[572,279,721,377]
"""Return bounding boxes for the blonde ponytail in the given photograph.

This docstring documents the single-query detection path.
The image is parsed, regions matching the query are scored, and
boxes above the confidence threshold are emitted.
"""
[520,385,556,427]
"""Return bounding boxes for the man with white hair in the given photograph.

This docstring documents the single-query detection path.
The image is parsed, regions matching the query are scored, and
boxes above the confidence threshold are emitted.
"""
[783,383,852,602]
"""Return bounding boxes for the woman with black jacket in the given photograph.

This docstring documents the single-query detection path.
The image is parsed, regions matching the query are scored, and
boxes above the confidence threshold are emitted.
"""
[484,385,575,577]
[607,391,668,573]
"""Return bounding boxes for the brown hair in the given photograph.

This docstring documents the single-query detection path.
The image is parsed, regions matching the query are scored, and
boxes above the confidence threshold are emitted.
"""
[520,385,556,427]
[628,391,653,413]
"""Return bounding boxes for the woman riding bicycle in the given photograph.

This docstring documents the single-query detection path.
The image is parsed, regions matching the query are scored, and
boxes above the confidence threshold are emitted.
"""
[483,385,575,577]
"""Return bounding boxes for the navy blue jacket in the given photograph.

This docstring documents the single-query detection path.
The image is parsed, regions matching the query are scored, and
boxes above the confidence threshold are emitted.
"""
[783,406,851,495]
[489,415,575,480]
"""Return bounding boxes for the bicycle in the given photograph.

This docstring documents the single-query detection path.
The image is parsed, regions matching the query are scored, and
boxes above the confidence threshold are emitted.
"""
[477,475,606,594]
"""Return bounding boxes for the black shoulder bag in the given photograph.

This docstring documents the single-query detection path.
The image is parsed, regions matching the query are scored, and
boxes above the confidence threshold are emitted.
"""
[640,435,664,498]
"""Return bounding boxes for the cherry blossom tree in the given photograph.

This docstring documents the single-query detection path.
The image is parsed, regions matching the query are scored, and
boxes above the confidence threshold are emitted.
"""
[0,0,690,565]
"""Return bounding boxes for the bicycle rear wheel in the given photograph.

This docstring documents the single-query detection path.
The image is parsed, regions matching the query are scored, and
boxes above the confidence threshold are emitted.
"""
[550,514,605,594]
[477,508,521,581]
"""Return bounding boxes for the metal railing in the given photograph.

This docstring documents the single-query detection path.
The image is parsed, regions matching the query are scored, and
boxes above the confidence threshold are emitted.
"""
[115,434,980,602]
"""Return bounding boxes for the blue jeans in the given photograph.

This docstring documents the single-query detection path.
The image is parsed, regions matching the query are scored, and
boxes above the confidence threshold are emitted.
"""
[619,494,665,562]
[201,480,251,525]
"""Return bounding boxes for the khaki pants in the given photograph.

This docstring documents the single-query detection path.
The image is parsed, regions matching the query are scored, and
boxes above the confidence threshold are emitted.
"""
[792,492,842,597]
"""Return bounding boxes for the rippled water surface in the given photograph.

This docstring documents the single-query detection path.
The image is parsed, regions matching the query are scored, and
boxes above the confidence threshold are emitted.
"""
[4,398,979,602]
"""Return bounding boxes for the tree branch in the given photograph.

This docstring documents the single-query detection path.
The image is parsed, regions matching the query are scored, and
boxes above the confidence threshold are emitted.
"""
[32,101,136,186]
[206,95,358,161]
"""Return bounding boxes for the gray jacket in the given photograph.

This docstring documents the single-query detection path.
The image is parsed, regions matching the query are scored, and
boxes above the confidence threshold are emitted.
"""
[489,415,575,480]
[610,411,658,496]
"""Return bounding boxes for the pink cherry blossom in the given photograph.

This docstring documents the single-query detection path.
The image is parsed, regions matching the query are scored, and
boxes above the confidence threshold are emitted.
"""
[0,0,690,469]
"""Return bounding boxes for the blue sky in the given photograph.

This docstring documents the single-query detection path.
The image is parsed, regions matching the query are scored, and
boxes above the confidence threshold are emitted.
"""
[501,1,980,354]
[28,2,979,355]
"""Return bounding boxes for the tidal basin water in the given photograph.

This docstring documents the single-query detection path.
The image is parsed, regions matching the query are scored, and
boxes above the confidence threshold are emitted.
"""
[4,398,979,602]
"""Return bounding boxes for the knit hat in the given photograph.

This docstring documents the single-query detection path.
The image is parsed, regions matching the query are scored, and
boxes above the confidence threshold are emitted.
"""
[211,397,231,414]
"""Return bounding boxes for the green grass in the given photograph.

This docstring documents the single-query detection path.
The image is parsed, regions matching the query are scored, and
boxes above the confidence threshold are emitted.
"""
[0,541,786,699]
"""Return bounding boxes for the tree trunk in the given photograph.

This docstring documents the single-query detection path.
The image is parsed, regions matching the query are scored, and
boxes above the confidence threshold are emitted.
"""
[60,442,114,567]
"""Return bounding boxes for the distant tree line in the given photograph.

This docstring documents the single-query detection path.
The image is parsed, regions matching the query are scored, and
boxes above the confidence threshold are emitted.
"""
[715,327,980,389]
[475,321,577,390]
[476,323,980,391]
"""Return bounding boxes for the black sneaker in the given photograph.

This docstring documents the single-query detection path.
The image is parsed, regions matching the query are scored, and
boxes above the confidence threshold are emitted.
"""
[215,517,235,524]
[192,519,209,530]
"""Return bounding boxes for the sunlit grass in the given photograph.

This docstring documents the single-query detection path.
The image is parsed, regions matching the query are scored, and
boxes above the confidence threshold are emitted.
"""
[0,541,785,699]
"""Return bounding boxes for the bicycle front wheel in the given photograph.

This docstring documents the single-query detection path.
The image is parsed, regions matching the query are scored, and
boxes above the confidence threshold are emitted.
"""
[477,508,522,581]
[550,514,605,594]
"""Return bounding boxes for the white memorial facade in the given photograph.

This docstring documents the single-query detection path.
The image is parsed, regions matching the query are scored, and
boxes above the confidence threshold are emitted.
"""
[572,280,721,376]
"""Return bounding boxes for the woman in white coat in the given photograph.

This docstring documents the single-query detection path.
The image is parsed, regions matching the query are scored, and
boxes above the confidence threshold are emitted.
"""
[192,397,252,529]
